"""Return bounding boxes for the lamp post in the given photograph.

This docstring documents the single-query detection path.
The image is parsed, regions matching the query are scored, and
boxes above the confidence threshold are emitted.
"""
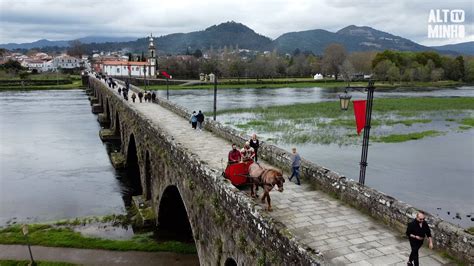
[166,67,169,100]
[213,75,217,121]
[22,224,36,266]
[338,80,375,185]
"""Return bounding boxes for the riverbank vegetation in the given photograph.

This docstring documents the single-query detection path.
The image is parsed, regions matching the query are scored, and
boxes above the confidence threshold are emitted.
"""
[216,97,474,145]
[147,79,466,90]
[155,46,474,84]
[0,260,77,266]
[0,216,196,254]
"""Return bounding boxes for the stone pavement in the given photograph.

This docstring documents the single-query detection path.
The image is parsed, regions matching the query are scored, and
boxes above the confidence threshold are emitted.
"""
[0,244,199,265]
[108,80,452,265]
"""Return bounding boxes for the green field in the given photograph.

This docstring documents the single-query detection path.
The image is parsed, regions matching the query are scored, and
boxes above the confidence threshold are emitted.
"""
[0,260,78,266]
[217,97,474,145]
[0,224,196,254]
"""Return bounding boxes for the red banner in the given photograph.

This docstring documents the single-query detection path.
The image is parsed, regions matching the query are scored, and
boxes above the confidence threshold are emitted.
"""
[353,100,366,135]
[161,71,171,79]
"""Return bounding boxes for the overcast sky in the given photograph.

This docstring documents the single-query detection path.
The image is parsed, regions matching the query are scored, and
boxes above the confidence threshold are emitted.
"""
[0,0,472,46]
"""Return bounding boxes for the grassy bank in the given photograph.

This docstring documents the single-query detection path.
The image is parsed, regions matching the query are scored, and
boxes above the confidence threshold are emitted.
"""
[146,80,467,90]
[0,260,77,266]
[0,224,196,254]
[217,97,474,145]
[0,80,83,91]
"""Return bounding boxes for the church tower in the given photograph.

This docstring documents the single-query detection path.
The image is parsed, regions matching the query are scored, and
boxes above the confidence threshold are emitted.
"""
[147,34,156,76]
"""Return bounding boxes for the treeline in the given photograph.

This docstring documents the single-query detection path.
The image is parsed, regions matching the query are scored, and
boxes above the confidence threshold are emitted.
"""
[157,44,474,82]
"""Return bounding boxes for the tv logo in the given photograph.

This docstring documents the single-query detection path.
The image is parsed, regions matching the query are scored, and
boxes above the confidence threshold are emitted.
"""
[428,9,465,39]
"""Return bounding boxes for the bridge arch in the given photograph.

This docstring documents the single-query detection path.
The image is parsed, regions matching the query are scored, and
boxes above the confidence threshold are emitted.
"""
[125,133,143,195]
[156,185,194,243]
[224,258,237,266]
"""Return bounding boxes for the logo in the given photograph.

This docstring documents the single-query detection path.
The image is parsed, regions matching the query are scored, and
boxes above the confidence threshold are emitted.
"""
[428,9,465,39]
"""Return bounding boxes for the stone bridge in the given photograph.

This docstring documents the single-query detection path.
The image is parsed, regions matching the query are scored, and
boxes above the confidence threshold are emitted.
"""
[83,75,472,265]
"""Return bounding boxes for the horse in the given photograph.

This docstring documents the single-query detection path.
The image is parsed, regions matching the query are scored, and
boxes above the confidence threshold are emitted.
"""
[248,163,285,211]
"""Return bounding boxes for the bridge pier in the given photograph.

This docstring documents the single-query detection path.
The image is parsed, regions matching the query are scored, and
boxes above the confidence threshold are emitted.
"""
[89,96,99,105]
[99,128,120,142]
[109,152,126,169]
[91,104,103,114]
[97,114,111,125]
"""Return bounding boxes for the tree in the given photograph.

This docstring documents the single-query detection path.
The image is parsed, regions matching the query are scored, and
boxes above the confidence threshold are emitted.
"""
[387,65,400,84]
[339,59,355,84]
[348,51,376,74]
[430,68,444,82]
[373,60,393,81]
[67,40,85,58]
[193,49,203,58]
[456,56,465,81]
[322,43,347,80]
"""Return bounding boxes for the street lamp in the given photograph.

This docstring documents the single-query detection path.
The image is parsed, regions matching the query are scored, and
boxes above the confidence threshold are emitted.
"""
[340,80,375,186]
[338,91,352,111]
[166,67,169,100]
[213,75,218,121]
[22,224,36,266]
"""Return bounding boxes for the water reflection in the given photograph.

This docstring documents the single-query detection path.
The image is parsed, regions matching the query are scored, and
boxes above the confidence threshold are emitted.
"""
[0,90,136,226]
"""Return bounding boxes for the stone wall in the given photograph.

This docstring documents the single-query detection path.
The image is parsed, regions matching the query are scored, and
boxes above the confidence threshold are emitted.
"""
[87,76,324,265]
[145,81,473,264]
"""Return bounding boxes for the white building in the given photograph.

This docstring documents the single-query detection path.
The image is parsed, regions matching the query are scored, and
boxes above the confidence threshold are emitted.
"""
[100,34,156,77]
[313,73,323,80]
[52,55,81,69]
[101,61,154,77]
[23,59,45,72]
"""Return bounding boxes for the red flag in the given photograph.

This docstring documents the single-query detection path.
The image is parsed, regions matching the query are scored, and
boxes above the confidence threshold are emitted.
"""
[127,64,131,74]
[353,100,366,135]
[161,71,171,79]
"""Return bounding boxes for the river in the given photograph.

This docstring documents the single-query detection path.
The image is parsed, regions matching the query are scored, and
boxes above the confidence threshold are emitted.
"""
[0,90,138,226]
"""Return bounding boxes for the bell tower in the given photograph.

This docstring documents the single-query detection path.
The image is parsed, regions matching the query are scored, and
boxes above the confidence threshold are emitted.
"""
[147,34,156,76]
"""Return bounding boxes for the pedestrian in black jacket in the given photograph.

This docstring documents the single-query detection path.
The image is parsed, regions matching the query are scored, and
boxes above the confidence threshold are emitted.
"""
[138,92,143,103]
[196,110,204,130]
[151,92,156,102]
[249,133,260,162]
[405,211,433,266]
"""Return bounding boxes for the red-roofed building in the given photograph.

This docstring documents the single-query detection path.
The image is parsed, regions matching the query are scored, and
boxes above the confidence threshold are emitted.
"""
[99,35,157,77]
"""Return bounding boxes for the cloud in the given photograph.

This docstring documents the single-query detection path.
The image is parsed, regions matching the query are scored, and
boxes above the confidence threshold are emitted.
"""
[0,0,472,46]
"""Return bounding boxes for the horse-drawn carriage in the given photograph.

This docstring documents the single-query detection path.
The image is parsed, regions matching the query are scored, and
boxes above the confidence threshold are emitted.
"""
[223,160,285,211]
[223,160,254,186]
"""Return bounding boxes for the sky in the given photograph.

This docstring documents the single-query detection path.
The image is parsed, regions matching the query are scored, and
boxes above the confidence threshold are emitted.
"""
[0,0,473,46]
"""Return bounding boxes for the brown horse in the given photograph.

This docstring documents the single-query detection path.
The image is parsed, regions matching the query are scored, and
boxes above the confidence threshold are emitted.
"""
[248,163,285,211]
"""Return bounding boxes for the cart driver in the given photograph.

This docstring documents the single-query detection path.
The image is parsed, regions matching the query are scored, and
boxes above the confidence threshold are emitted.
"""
[228,143,242,164]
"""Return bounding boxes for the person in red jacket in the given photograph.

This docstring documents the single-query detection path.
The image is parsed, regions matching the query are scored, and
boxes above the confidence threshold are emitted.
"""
[228,144,242,164]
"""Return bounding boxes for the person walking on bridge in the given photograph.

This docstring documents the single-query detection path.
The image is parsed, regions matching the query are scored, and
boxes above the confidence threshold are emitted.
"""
[138,91,143,103]
[249,133,260,162]
[288,147,301,185]
[151,92,157,102]
[131,93,136,103]
[196,110,205,130]
[406,211,433,266]
[190,111,198,129]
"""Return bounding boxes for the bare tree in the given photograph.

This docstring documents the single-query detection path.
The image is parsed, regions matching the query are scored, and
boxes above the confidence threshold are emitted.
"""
[67,40,85,58]
[322,43,347,80]
[339,59,355,85]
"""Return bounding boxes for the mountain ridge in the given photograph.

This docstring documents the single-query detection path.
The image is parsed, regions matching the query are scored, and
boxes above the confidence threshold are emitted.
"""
[0,22,470,55]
